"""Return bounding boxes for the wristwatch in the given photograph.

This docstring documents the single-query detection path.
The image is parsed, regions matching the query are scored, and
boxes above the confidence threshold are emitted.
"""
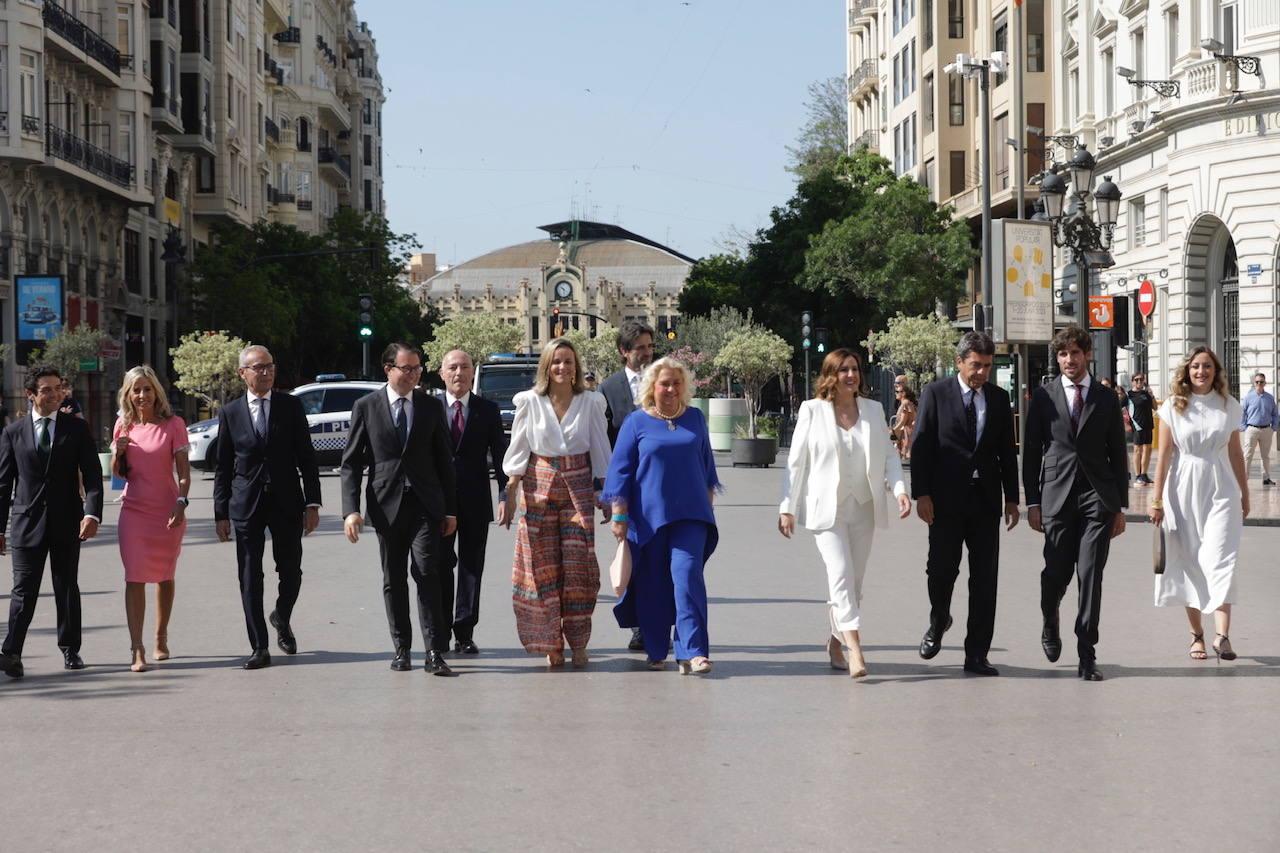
[175,496,189,507]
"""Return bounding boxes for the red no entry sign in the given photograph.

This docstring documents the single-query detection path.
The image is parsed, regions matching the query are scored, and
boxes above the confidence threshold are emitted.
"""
[1137,279,1156,318]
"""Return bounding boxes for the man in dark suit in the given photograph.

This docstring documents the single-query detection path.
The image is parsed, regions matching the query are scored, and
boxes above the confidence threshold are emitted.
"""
[342,342,458,676]
[214,345,322,670]
[435,349,507,655]
[0,366,103,678]
[1023,325,1129,681]
[911,331,1020,676]
[599,320,654,651]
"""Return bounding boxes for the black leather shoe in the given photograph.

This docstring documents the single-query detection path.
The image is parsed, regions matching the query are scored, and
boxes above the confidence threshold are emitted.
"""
[918,615,953,660]
[1078,661,1104,681]
[63,651,86,670]
[1041,617,1062,663]
[424,650,455,677]
[1,653,23,679]
[243,649,271,670]
[628,628,645,652]
[453,640,479,654]
[269,611,297,655]
[963,658,999,676]
[390,647,411,671]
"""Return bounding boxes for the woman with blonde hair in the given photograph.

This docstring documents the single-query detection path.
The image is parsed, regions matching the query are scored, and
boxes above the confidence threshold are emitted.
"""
[1149,346,1248,661]
[112,366,191,672]
[500,337,611,667]
[604,357,720,673]
[779,348,910,677]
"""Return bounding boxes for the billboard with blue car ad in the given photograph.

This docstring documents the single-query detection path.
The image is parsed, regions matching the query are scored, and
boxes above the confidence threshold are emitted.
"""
[16,275,64,342]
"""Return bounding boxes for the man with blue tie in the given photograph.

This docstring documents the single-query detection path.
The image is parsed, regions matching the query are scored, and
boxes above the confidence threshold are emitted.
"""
[1239,372,1278,486]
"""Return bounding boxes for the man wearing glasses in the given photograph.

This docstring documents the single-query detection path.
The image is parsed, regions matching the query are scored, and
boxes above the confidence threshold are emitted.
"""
[1126,374,1156,485]
[1240,372,1278,486]
[214,345,321,670]
[341,343,459,676]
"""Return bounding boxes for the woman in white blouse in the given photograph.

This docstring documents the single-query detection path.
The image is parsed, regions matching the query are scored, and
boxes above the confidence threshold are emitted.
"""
[499,337,611,667]
[778,348,910,678]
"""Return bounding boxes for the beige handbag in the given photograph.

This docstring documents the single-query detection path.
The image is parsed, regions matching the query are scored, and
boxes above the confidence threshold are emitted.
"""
[609,539,632,596]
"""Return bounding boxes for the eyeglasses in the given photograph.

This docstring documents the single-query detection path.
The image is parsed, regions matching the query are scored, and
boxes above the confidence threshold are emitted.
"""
[389,364,424,375]
[1256,380,1266,385]
[242,363,275,374]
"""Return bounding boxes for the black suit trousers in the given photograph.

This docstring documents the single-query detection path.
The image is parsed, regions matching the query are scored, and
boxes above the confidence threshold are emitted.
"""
[234,501,304,651]
[925,483,1000,659]
[2,539,83,656]
[1040,479,1113,663]
[376,489,447,652]
[439,514,489,644]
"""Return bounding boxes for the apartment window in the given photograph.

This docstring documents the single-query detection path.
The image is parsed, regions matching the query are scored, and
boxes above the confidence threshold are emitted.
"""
[227,73,233,118]
[119,111,134,165]
[0,49,6,117]
[363,98,372,125]
[893,53,901,104]
[226,0,232,43]
[923,158,935,197]
[364,179,372,212]
[924,0,933,49]
[363,134,372,166]
[1159,188,1169,241]
[947,0,963,38]
[256,103,263,145]
[1026,0,1045,72]
[949,150,966,197]
[197,155,215,192]
[1026,102,1045,177]
[923,73,935,133]
[1130,196,1147,247]
[124,230,141,294]
[908,113,916,171]
[1133,29,1145,80]
[949,75,964,125]
[894,122,902,174]
[1069,69,1080,123]
[994,113,1009,188]
[297,169,312,205]
[1101,50,1115,115]
[116,4,134,57]
[993,15,1009,85]
[1219,3,1236,56]
[1166,9,1179,74]
[910,39,916,94]
[202,78,212,138]
[20,52,39,124]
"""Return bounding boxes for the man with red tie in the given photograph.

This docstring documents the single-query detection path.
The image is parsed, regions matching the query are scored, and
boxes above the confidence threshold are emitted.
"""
[436,349,508,654]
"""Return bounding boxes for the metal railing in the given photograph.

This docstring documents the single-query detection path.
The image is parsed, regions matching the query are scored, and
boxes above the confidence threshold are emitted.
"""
[22,114,41,134]
[267,185,278,204]
[42,1,122,75]
[854,129,879,150]
[265,116,280,143]
[276,191,296,204]
[45,123,133,187]
[0,113,8,135]
[297,199,313,211]
[318,147,351,178]
[274,27,301,44]
[849,59,877,93]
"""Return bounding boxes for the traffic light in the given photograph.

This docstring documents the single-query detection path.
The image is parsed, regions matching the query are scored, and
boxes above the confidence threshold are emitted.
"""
[357,293,374,339]
[815,327,828,354]
[665,325,677,341]
[551,306,561,336]
[801,310,812,350]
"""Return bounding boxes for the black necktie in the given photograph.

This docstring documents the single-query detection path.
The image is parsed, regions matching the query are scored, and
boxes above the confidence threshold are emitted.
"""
[965,391,978,448]
[395,398,408,448]
[37,417,51,464]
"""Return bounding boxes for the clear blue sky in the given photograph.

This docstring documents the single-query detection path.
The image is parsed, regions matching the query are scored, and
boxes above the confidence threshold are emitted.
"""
[357,0,843,266]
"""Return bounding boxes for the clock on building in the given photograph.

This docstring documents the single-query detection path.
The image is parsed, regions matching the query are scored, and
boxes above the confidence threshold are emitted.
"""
[554,280,573,300]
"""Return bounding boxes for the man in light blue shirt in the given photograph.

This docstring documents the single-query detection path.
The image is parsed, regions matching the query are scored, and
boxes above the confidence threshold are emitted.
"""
[1240,372,1279,486]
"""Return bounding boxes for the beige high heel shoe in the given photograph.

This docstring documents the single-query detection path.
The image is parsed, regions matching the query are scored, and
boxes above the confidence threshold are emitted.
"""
[826,636,846,670]
[130,646,149,673]
[154,633,170,661]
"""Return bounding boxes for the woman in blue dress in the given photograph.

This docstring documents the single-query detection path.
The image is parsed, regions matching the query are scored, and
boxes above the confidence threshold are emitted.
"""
[604,357,721,674]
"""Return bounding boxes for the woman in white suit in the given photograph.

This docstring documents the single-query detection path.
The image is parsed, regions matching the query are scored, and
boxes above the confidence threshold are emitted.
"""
[779,348,910,678]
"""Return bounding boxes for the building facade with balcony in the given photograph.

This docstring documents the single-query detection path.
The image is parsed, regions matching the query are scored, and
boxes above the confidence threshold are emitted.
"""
[1053,0,1280,400]
[350,20,381,216]
[415,222,692,355]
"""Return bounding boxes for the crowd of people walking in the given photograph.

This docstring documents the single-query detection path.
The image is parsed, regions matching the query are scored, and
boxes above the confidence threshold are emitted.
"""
[0,320,1252,683]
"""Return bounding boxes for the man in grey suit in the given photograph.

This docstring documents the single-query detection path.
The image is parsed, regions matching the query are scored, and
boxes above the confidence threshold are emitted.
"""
[598,320,654,651]
[1022,326,1129,681]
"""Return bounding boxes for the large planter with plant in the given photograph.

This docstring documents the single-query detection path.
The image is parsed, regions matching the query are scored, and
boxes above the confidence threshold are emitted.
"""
[707,397,747,451]
[713,327,793,468]
[688,397,710,418]
[730,413,780,466]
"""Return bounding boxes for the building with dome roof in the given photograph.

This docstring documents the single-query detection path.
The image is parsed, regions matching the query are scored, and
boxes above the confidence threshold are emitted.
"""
[414,220,694,353]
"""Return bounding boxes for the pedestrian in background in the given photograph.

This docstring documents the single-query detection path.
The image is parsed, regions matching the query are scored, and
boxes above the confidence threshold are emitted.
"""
[214,345,322,671]
[1149,347,1247,662]
[1127,373,1156,484]
[112,366,191,673]
[778,348,909,678]
[1239,372,1277,486]
[501,338,610,668]
[0,366,103,679]
[59,378,85,420]
[599,320,656,652]
[890,375,917,461]
[909,332,1020,677]
[606,357,720,674]
[436,349,507,655]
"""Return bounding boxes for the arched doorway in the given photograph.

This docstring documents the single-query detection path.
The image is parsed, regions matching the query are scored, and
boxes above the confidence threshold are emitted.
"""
[1183,214,1240,398]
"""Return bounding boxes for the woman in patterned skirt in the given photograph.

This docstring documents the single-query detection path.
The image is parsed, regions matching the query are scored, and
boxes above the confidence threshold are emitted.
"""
[499,338,611,667]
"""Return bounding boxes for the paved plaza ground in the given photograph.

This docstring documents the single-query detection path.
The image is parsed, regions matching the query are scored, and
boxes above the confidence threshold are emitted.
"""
[3,457,1278,852]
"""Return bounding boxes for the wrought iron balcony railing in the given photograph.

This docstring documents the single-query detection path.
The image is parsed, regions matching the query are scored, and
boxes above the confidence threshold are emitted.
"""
[46,123,133,187]
[42,1,123,75]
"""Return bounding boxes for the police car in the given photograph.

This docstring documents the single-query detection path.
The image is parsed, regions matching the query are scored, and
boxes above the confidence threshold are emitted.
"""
[188,376,382,471]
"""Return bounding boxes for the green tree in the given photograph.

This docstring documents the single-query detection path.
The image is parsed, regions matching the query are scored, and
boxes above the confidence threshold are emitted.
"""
[862,313,960,389]
[713,328,793,438]
[786,76,849,182]
[677,254,747,319]
[424,315,523,368]
[562,325,620,380]
[27,327,109,385]
[170,330,247,409]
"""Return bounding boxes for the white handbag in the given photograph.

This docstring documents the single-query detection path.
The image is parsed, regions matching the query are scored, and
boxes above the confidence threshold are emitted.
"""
[608,539,632,597]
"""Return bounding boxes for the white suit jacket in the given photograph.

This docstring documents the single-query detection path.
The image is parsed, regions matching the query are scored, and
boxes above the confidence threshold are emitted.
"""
[779,398,907,531]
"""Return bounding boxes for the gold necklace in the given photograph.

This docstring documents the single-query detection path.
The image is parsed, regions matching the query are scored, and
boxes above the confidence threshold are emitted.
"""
[653,403,685,431]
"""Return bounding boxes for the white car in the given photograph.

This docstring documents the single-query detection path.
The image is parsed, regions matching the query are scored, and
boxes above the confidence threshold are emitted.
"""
[188,379,382,471]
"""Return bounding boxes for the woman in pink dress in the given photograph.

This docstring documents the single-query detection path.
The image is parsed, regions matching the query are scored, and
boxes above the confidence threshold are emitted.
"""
[111,366,191,673]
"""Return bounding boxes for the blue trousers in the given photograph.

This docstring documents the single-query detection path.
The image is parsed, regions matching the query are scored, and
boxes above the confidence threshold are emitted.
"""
[629,521,710,662]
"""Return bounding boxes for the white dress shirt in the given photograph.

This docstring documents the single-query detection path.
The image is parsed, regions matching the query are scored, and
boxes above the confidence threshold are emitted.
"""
[956,376,987,444]
[624,367,643,404]
[444,390,471,430]
[502,389,611,478]
[248,389,272,436]
[385,384,413,434]
[1061,373,1092,400]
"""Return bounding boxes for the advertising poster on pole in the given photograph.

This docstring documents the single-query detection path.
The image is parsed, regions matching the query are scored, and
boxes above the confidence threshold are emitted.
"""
[15,275,64,342]
[991,220,1054,343]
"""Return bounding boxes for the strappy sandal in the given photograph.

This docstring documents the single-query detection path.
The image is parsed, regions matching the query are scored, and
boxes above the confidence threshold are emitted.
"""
[826,636,846,670]
[154,633,170,661]
[546,651,565,667]
[1188,631,1207,660]
[678,656,712,675]
[130,646,148,673]
[1213,633,1237,662]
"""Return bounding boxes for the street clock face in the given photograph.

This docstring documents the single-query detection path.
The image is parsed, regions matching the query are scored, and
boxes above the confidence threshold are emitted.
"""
[554,280,573,300]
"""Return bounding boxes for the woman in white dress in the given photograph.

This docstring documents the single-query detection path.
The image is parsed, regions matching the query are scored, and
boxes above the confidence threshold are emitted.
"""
[1148,346,1248,661]
[778,348,911,678]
